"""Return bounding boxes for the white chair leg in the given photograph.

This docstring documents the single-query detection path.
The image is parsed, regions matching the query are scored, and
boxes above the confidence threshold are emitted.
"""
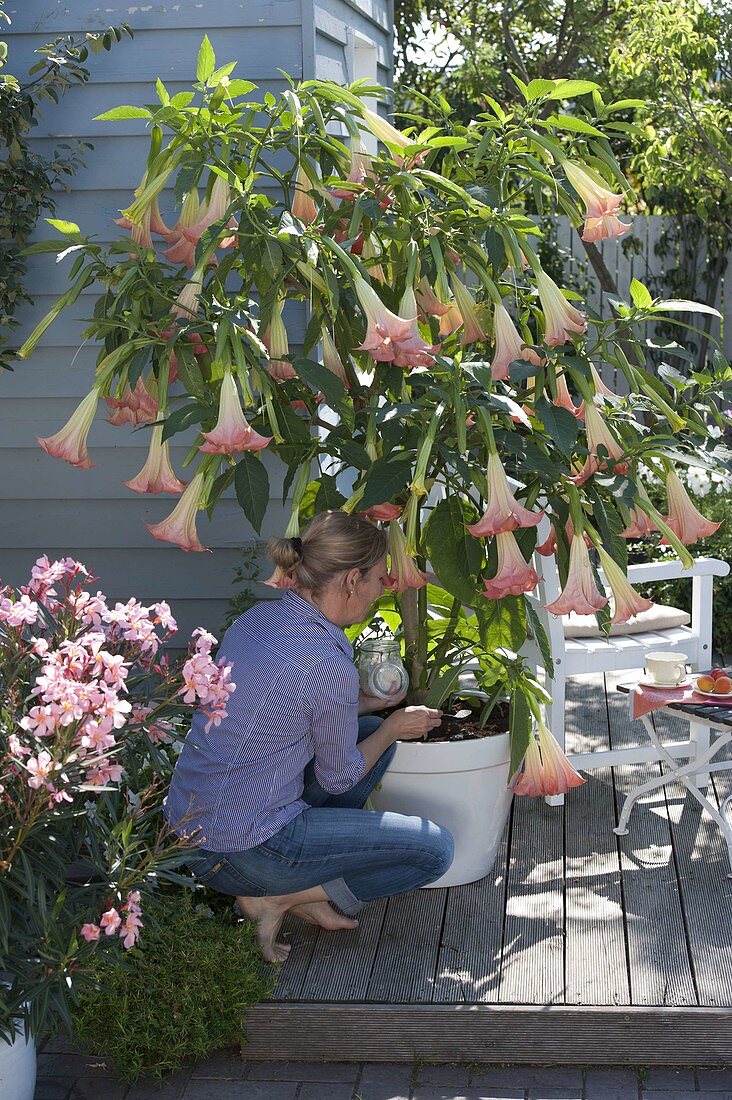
[544,671,567,807]
[689,719,711,790]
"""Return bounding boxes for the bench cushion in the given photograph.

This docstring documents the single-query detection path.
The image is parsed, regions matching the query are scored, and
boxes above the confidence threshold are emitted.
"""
[563,603,691,638]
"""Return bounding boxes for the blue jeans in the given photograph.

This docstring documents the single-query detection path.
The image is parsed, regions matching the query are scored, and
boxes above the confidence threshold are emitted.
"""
[187,716,454,914]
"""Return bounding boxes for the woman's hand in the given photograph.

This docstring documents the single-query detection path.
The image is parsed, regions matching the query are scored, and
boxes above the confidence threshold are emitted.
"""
[382,705,443,741]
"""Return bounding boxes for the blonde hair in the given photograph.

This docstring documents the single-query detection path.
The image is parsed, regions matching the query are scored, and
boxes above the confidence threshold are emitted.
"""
[269,511,387,596]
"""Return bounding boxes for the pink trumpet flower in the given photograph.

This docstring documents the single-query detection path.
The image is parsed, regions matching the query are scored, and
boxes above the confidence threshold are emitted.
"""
[545,533,609,616]
[384,520,428,591]
[621,479,658,538]
[125,425,188,494]
[355,277,425,365]
[450,275,487,345]
[116,204,153,250]
[597,546,654,625]
[171,270,203,321]
[330,142,376,200]
[574,364,616,417]
[361,234,386,283]
[292,162,319,224]
[438,301,463,337]
[199,372,272,454]
[416,277,451,318]
[481,531,539,599]
[536,518,592,557]
[574,402,627,482]
[360,105,414,162]
[106,377,158,427]
[490,301,543,381]
[362,502,403,522]
[512,719,585,797]
[166,177,235,267]
[467,453,543,537]
[552,370,583,417]
[563,160,632,243]
[163,189,201,267]
[146,468,209,552]
[321,329,350,387]
[535,268,588,347]
[660,469,722,545]
[38,388,98,469]
[263,296,296,380]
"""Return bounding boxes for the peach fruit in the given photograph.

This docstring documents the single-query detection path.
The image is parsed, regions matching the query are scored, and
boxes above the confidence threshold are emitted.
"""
[696,675,715,692]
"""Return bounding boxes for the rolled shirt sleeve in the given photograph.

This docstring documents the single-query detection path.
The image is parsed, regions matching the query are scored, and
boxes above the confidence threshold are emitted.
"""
[304,660,366,794]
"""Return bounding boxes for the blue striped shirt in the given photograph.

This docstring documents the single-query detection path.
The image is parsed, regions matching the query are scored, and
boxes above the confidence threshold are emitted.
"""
[164,591,366,851]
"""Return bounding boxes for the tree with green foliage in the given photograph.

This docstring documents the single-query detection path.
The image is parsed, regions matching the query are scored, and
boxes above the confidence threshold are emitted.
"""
[0,4,132,371]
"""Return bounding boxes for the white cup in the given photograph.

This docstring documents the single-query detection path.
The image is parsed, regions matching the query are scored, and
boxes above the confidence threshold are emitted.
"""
[645,651,687,686]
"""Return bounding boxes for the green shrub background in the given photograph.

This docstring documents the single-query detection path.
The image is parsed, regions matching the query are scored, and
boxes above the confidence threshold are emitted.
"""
[73,892,274,1083]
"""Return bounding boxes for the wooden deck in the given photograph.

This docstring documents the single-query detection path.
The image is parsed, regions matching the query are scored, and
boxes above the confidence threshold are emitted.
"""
[244,673,732,1065]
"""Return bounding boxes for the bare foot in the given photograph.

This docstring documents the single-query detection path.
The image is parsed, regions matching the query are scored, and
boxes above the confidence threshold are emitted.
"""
[236,896,291,963]
[289,901,359,931]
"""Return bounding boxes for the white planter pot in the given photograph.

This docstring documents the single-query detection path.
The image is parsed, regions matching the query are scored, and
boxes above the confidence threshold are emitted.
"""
[0,1022,37,1100]
[370,729,513,888]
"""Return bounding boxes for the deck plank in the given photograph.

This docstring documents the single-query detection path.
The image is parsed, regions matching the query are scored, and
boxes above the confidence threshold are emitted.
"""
[498,794,565,1005]
[605,673,697,1006]
[270,913,322,1000]
[432,818,511,1003]
[295,898,388,1002]
[565,676,630,1005]
[365,888,447,1002]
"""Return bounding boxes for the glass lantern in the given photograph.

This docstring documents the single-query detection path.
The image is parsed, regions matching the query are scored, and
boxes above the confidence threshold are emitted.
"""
[357,637,409,701]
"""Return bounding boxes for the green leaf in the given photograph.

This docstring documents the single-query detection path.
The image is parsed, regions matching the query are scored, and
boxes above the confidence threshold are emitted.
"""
[93,106,152,121]
[291,357,352,427]
[424,663,465,708]
[160,403,207,442]
[170,92,195,109]
[547,80,600,100]
[629,278,652,309]
[196,35,216,82]
[535,398,579,456]
[226,79,256,97]
[45,219,81,236]
[524,600,554,680]
[359,455,413,511]
[653,299,722,318]
[422,495,483,605]
[315,474,346,512]
[549,113,603,136]
[509,690,531,776]
[155,78,169,106]
[525,79,557,101]
[234,452,270,534]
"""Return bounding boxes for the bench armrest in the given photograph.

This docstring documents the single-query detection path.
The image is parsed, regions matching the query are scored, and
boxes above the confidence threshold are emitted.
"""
[624,557,730,585]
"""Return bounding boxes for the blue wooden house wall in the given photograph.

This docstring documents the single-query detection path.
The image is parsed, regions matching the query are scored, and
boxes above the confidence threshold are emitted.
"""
[2,0,393,637]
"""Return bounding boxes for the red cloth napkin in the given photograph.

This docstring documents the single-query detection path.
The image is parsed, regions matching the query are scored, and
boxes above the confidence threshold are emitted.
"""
[632,682,732,719]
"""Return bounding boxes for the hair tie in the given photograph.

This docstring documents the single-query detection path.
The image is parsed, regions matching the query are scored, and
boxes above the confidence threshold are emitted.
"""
[290,536,303,558]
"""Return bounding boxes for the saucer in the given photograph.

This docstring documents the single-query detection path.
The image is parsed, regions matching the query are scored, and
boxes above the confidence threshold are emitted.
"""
[637,676,692,690]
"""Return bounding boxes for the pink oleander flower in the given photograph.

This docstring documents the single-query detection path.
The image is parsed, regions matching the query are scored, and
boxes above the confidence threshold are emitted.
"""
[416,277,451,318]
[363,502,403,522]
[146,468,209,552]
[0,593,40,627]
[80,923,101,943]
[263,295,296,380]
[125,425,188,494]
[545,533,609,616]
[100,907,122,936]
[574,402,628,483]
[199,371,272,454]
[354,276,429,366]
[180,645,235,732]
[660,469,722,545]
[450,275,487,345]
[38,388,98,469]
[321,330,350,387]
[384,521,428,591]
[292,162,319,224]
[85,762,125,786]
[481,531,539,599]
[535,268,588,347]
[597,546,654,625]
[563,160,632,243]
[171,270,204,321]
[26,750,57,790]
[467,453,544,537]
[490,301,543,381]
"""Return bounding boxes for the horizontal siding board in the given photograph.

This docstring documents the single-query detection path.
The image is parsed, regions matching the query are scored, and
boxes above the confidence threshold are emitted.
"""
[0,546,265,600]
[0,498,289,548]
[315,0,391,34]
[6,27,303,85]
[8,1,302,33]
[0,445,288,500]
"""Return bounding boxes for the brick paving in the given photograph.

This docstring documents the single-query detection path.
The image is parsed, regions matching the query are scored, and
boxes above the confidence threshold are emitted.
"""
[33,1045,732,1100]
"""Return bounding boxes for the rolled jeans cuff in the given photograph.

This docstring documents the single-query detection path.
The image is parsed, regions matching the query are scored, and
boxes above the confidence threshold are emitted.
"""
[322,876,364,916]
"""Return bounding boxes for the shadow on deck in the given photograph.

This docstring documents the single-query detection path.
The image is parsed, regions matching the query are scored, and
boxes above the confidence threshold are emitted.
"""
[244,673,732,1065]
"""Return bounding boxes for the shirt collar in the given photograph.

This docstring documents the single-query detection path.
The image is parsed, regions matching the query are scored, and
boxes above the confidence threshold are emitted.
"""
[283,590,353,659]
